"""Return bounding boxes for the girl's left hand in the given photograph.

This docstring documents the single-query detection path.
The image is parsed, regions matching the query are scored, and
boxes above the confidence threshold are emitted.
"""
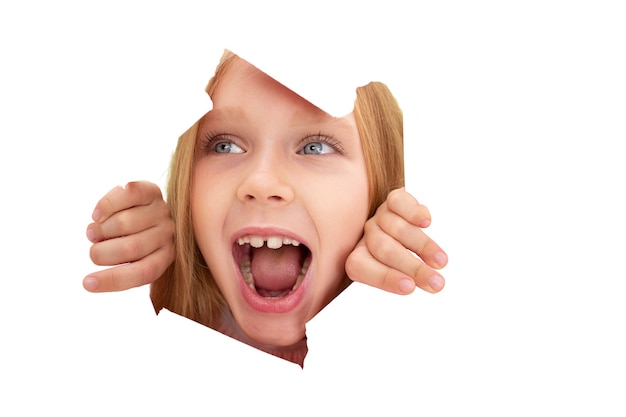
[345,188,448,295]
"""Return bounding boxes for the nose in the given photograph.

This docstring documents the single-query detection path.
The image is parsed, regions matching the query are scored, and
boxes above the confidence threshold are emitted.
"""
[236,151,295,205]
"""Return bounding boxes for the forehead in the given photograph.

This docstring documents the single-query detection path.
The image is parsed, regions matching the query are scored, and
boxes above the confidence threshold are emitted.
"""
[199,106,357,136]
[212,57,315,105]
[208,57,353,127]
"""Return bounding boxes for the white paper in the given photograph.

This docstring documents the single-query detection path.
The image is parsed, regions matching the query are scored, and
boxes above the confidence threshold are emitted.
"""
[2,1,625,416]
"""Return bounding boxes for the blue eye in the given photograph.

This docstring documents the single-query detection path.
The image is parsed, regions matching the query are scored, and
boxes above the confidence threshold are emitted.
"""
[214,141,244,154]
[299,134,343,155]
[302,141,331,155]
[202,133,245,155]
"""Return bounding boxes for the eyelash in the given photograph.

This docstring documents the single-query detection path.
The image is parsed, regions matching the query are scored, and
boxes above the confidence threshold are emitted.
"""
[200,131,346,155]
[300,132,345,155]
[200,132,237,154]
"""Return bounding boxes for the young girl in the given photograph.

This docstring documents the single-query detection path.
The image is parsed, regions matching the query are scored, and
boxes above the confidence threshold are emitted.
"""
[85,50,448,366]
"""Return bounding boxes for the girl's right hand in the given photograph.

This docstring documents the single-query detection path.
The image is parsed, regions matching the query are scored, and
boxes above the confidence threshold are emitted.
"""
[83,181,175,292]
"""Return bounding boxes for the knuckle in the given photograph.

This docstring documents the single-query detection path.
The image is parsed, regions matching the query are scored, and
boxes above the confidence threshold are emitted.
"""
[381,269,397,290]
[388,214,406,237]
[111,212,132,236]
[108,268,126,291]
[143,180,161,194]
[165,217,175,234]
[166,245,176,264]
[378,212,407,241]
[410,260,428,283]
[151,183,164,200]
[386,188,405,211]
[130,181,163,203]
[344,253,360,279]
[120,237,143,261]
[138,260,160,286]
[157,200,172,219]
[125,181,143,200]
[418,237,437,257]
[373,241,395,263]
[363,217,377,235]
[156,218,176,246]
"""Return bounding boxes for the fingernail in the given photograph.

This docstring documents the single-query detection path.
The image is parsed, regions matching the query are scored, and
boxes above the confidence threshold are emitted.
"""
[83,276,99,291]
[419,218,431,228]
[92,208,102,222]
[435,251,448,267]
[428,274,445,292]
[86,225,95,242]
[399,278,416,294]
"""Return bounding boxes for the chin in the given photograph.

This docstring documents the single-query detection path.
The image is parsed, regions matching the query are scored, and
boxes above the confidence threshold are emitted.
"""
[232,265,314,346]
[237,311,309,346]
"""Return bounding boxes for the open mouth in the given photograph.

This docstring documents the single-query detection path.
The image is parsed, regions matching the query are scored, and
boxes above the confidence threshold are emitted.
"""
[234,235,312,300]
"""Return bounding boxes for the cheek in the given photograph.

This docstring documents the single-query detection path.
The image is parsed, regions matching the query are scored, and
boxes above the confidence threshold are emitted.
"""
[335,195,369,248]
[190,175,233,292]
[311,169,370,251]
[190,169,227,252]
[338,165,370,226]
[191,165,230,221]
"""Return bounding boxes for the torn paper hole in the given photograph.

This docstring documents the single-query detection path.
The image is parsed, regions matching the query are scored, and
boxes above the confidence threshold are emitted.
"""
[149,48,404,367]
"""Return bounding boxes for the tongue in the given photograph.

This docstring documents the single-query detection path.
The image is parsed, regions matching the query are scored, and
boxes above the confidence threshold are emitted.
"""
[250,245,302,291]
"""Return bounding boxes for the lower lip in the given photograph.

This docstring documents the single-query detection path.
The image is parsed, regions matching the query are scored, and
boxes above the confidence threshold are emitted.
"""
[237,261,310,314]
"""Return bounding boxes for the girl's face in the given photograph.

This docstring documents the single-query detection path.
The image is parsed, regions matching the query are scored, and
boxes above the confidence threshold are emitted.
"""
[191,57,369,346]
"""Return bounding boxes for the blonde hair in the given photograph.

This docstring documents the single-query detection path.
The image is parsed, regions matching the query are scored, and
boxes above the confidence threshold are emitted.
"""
[151,50,404,327]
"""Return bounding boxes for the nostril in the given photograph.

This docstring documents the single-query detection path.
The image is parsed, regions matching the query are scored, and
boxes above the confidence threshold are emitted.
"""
[244,194,284,202]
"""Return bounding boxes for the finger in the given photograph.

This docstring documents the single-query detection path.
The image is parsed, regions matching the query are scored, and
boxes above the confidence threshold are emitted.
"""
[386,187,432,227]
[363,222,446,293]
[87,202,170,242]
[373,205,448,270]
[346,239,417,295]
[90,224,172,266]
[86,222,100,243]
[83,246,174,292]
[92,181,164,223]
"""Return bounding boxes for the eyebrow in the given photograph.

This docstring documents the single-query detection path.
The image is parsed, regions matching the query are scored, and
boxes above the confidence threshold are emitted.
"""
[203,106,353,132]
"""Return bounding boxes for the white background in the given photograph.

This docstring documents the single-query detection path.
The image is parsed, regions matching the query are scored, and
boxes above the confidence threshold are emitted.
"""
[1,1,624,416]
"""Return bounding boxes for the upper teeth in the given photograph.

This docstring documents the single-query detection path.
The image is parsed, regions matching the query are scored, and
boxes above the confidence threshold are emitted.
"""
[237,235,301,250]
